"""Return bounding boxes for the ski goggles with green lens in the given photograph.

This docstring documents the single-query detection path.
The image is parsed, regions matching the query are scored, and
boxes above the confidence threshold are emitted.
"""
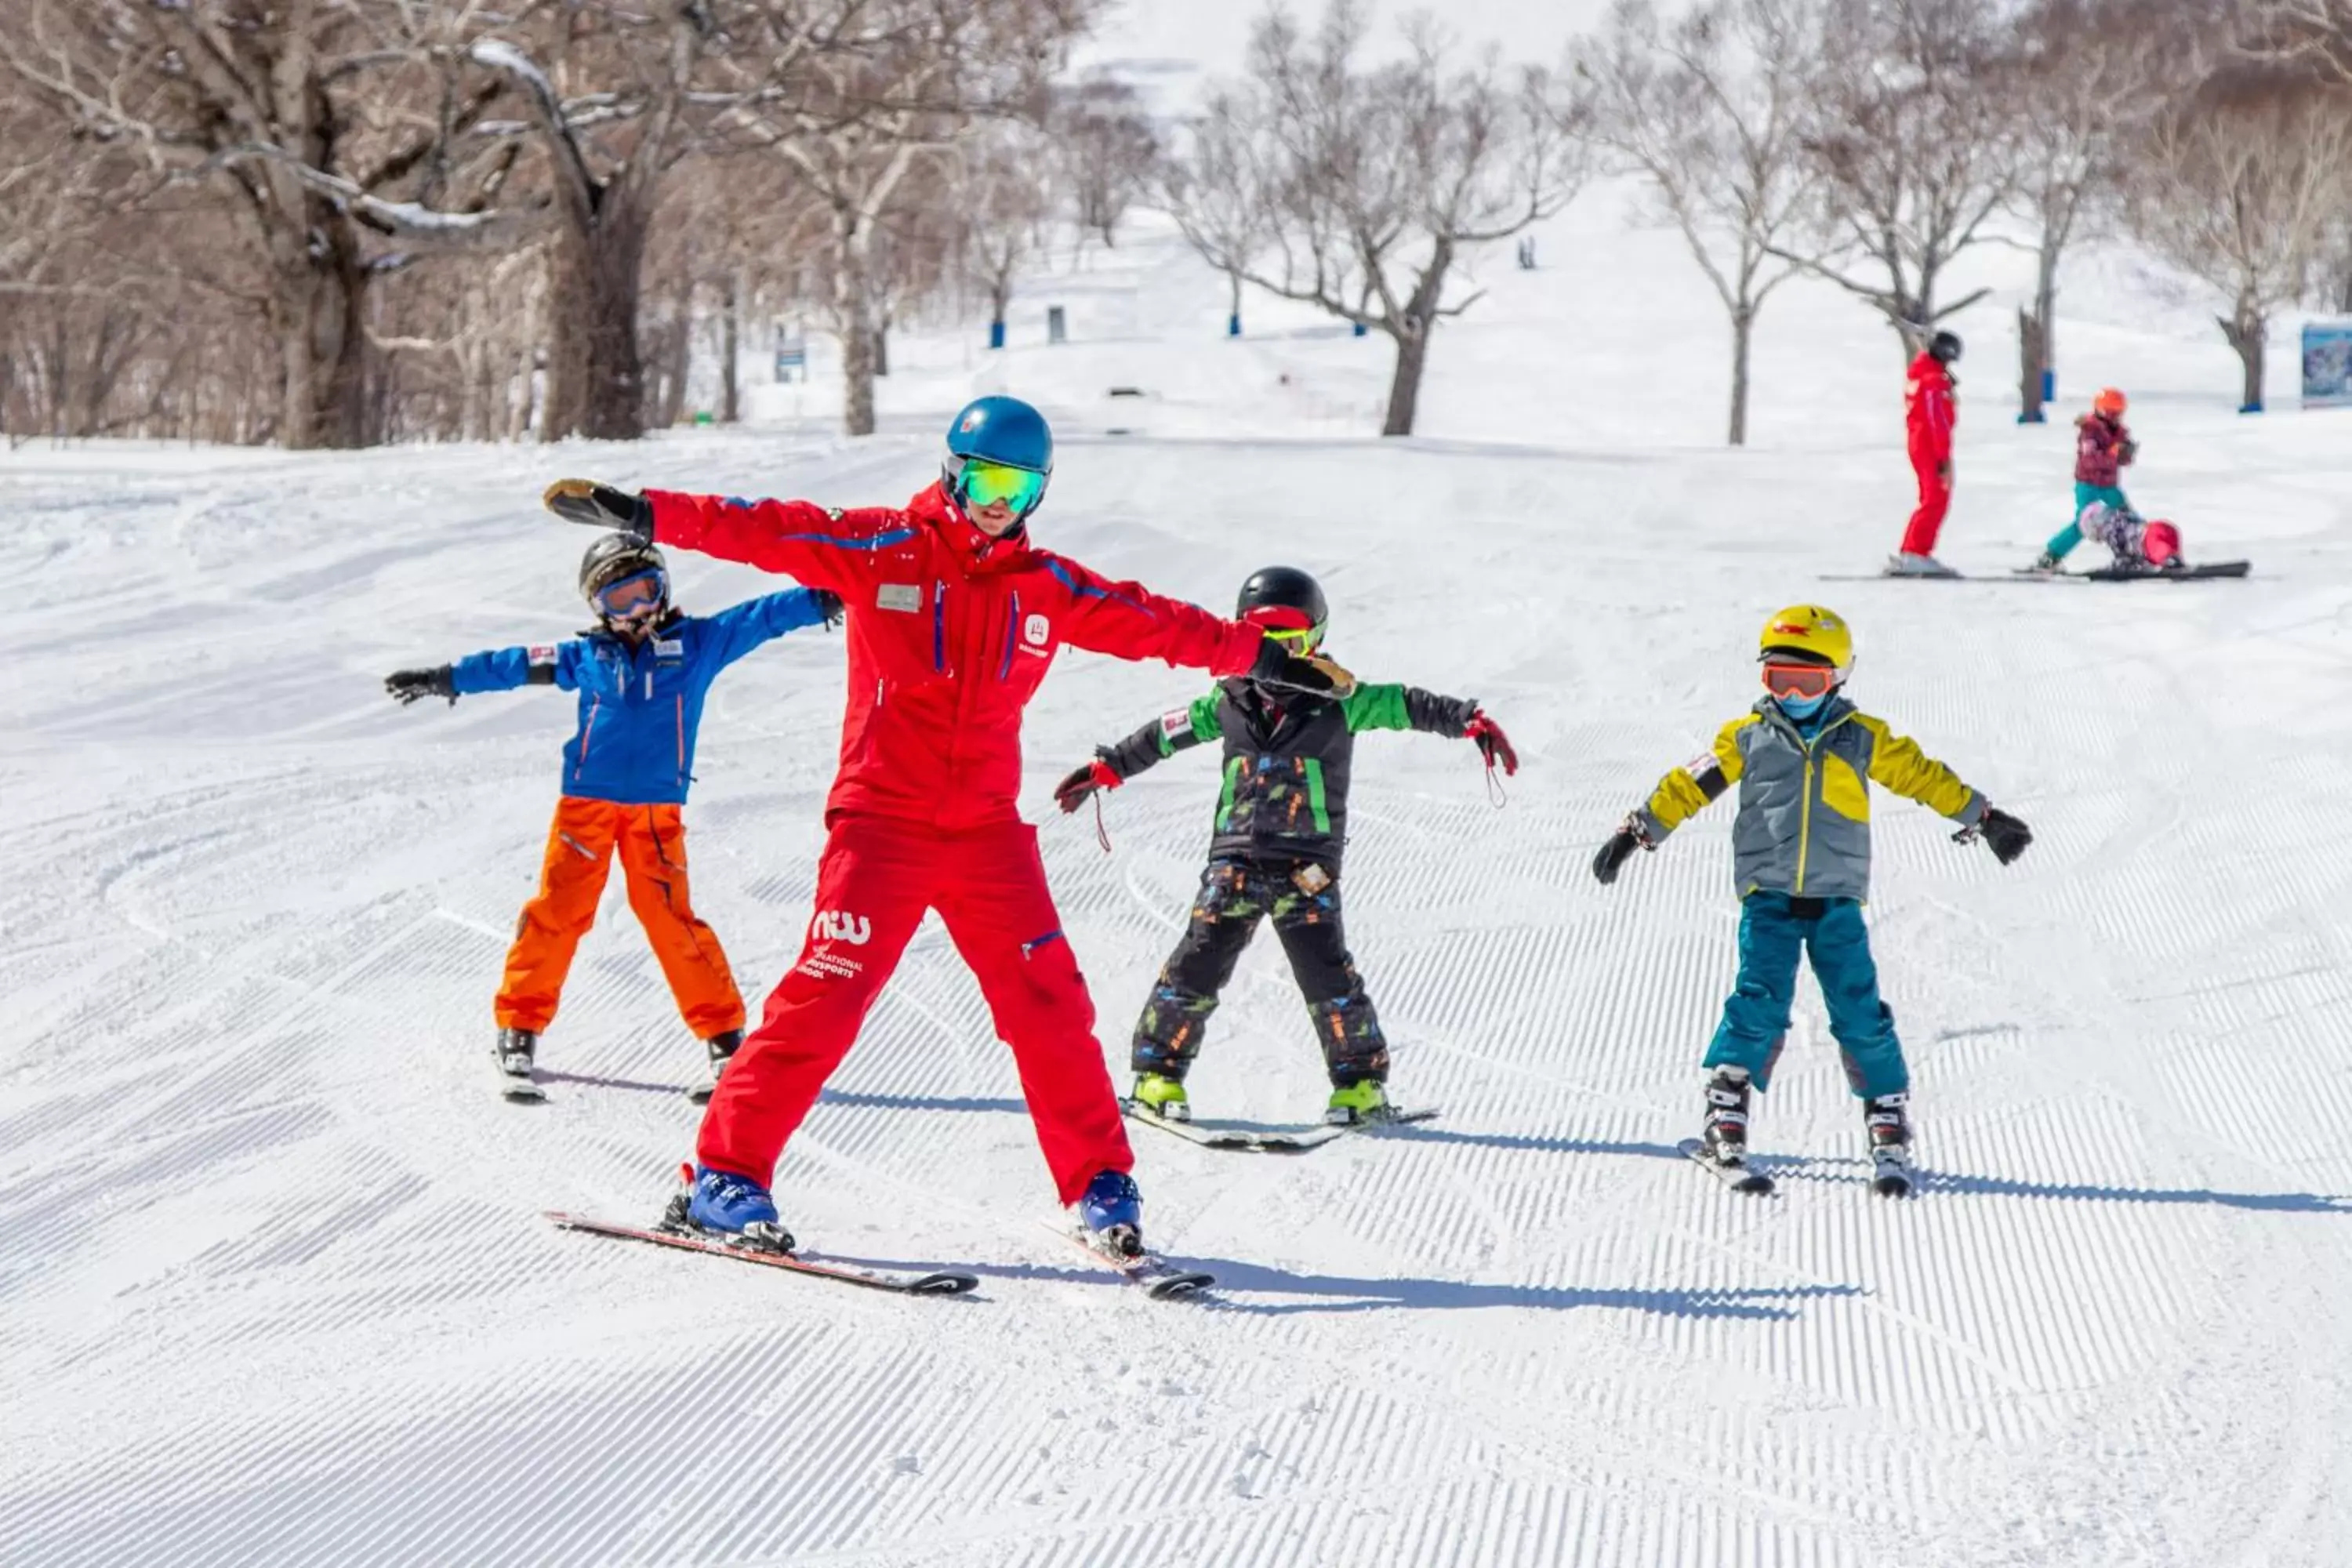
[955,458,1047,515]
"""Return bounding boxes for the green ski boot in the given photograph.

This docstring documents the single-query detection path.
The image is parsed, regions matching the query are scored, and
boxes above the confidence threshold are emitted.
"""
[1323,1080,1392,1127]
[1129,1073,1192,1123]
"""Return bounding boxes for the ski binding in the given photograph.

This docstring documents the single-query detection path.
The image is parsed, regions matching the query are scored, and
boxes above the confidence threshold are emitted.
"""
[1048,1221,1214,1300]
[1679,1137,1776,1195]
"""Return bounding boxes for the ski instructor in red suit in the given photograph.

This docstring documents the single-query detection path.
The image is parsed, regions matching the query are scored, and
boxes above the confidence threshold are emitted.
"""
[543,397,1355,1260]
[1893,329,1962,577]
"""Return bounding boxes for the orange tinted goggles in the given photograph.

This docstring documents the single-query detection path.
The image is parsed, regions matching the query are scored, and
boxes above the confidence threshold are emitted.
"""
[1761,662,1836,700]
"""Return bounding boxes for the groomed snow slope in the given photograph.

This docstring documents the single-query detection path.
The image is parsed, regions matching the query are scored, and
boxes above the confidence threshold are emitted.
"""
[10,11,2352,1544]
[8,361,2352,1565]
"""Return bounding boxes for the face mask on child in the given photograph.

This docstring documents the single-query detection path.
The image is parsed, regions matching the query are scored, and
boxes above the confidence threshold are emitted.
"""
[1774,691,1830,721]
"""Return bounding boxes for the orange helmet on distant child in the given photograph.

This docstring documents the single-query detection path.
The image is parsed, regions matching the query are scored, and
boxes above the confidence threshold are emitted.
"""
[2093,387,2128,417]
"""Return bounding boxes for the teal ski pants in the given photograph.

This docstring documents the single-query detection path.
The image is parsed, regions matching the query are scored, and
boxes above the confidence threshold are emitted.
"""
[2045,481,2129,561]
[1703,892,1907,1099]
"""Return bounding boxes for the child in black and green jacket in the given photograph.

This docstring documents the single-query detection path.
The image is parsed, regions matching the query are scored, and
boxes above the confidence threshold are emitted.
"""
[1053,567,1516,1126]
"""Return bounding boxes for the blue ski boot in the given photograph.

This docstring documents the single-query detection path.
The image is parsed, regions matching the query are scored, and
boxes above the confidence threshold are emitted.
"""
[1076,1168,1145,1258]
[676,1163,794,1253]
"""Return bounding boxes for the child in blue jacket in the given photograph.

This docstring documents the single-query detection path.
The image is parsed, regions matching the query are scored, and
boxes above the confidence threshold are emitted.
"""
[386,533,839,1102]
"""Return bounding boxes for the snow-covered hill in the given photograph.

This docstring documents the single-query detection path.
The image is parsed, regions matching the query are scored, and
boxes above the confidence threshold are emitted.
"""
[9,3,2352,1559]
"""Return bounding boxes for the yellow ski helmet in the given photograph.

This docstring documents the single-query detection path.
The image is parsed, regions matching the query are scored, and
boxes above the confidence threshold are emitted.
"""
[1759,604,1854,680]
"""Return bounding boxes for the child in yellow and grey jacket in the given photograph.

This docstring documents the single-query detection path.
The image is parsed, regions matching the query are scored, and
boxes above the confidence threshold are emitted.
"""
[1591,605,2032,1193]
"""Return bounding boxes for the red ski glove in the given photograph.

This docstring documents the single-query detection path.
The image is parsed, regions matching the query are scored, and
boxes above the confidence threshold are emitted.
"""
[1054,758,1122,814]
[1465,713,1519,776]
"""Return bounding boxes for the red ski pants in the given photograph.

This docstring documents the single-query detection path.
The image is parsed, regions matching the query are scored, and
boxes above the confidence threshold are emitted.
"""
[1901,449,1951,557]
[696,815,1134,1206]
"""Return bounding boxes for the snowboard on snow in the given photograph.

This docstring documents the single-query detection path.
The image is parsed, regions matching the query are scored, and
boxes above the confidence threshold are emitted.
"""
[545,1210,982,1296]
[1122,1099,1439,1153]
[2076,560,2249,582]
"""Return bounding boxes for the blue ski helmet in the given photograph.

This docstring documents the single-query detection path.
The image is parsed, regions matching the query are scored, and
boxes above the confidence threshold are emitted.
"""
[943,396,1054,521]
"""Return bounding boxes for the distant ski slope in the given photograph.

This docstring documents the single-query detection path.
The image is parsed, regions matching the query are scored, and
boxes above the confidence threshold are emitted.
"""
[4,389,2350,1566]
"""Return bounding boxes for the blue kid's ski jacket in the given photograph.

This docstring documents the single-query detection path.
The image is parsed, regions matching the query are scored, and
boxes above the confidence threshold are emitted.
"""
[449,588,832,805]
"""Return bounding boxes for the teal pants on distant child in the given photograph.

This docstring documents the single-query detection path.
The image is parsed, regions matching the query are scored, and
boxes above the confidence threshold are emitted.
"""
[2045,481,2129,561]
[1703,892,1908,1098]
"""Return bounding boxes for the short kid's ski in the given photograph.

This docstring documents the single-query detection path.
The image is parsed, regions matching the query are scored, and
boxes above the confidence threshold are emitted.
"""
[1122,1101,1438,1154]
[1047,1221,1215,1300]
[546,1211,980,1296]
[1871,1151,1915,1199]
[495,1063,547,1105]
[1817,572,1973,583]
[1678,1138,1776,1196]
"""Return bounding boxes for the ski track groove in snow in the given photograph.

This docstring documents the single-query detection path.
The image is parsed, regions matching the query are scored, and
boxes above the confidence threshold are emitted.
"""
[10,391,2352,1566]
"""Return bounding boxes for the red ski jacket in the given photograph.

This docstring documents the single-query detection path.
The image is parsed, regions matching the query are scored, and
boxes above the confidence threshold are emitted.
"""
[647,482,1267,831]
[2073,412,2135,487]
[1904,353,1955,466]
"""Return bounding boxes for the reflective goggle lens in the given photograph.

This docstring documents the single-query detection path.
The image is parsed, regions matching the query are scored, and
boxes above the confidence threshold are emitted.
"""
[1762,662,1835,699]
[597,569,666,617]
[958,459,1047,514]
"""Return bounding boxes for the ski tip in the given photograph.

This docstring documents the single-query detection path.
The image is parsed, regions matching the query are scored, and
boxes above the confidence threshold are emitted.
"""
[910,1272,984,1295]
[1145,1272,1218,1301]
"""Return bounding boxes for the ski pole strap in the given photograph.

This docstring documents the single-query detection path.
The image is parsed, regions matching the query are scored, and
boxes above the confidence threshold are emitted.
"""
[1483,750,1508,809]
[1093,792,1112,854]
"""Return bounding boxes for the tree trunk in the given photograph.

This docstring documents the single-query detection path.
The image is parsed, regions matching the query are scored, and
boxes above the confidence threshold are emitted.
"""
[836,216,879,437]
[1727,305,1754,448]
[1228,270,1243,337]
[2018,307,2048,424]
[1381,323,1432,437]
[543,200,651,443]
[873,321,890,379]
[719,272,741,424]
[2220,307,2265,412]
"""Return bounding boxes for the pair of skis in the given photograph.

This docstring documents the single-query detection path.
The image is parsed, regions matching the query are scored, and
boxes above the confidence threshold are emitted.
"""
[545,1210,1214,1301]
[1678,1139,1914,1198]
[1121,1098,1439,1153]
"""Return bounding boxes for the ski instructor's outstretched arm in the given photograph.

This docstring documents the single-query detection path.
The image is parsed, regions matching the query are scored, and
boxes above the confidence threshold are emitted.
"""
[542,396,1351,1265]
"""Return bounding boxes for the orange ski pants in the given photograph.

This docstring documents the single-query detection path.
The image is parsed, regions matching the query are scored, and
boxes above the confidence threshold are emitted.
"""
[495,797,746,1040]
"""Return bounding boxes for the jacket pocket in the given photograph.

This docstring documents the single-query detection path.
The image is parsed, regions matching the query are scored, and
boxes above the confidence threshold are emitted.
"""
[1820,753,1871,822]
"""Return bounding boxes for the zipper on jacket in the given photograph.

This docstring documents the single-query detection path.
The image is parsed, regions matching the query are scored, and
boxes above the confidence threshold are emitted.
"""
[932,579,949,673]
[998,590,1020,681]
[674,695,684,781]
[579,696,601,777]
[1795,753,1814,892]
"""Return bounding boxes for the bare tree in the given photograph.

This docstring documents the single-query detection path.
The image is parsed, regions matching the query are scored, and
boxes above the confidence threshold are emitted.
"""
[960,125,1059,346]
[1163,91,1273,337]
[1775,0,2020,363]
[1584,0,1821,446]
[468,5,727,441]
[717,0,1099,437]
[2124,67,2352,410]
[1170,1,1587,437]
[1052,77,1160,249]
[1994,0,2153,422]
[0,0,532,449]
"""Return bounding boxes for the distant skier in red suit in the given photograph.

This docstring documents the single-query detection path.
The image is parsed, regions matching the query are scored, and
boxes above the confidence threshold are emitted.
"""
[1891,330,1962,578]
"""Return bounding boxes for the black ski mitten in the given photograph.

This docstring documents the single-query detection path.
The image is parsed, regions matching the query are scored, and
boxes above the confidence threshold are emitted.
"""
[1248,636,1356,698]
[1974,806,2033,865]
[1592,814,1654,884]
[543,479,654,543]
[386,666,457,706]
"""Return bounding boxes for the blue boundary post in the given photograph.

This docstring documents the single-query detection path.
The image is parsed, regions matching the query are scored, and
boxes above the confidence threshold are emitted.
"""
[989,320,1005,351]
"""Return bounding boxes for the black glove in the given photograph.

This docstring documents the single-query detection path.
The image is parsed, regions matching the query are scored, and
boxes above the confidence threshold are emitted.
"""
[2120,439,2138,463]
[1054,758,1120,813]
[543,478,653,543]
[1969,806,2033,866]
[1248,636,1356,698]
[1592,814,1654,885]
[386,666,457,706]
[812,589,844,630]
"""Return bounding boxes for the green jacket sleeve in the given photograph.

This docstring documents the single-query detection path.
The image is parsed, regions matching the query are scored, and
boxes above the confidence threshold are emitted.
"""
[1344,684,1478,736]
